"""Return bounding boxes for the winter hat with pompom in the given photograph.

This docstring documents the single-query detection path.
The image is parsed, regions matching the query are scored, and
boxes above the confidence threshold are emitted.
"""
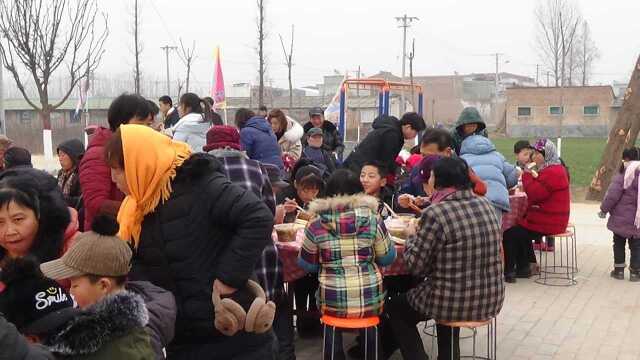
[40,215,132,280]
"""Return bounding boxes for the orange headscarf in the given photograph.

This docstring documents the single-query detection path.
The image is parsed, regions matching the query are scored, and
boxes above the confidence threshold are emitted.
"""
[116,125,191,246]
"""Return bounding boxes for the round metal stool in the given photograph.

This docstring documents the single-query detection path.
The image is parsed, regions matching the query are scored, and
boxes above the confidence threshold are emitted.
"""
[436,318,497,360]
[321,315,379,360]
[536,230,577,286]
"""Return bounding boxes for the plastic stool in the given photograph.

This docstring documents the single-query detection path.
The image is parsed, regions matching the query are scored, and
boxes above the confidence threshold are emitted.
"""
[436,318,497,360]
[321,315,379,360]
[536,230,577,286]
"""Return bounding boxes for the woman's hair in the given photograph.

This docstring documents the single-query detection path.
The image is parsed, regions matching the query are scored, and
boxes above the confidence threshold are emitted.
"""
[179,93,211,123]
[104,128,124,169]
[234,108,255,129]
[268,109,288,137]
[620,147,640,173]
[325,169,363,197]
[0,170,70,263]
[433,157,472,190]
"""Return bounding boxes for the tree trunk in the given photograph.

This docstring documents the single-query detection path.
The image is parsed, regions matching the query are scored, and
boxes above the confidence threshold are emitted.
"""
[186,63,191,93]
[288,61,292,109]
[257,0,265,108]
[586,55,640,200]
[134,0,140,95]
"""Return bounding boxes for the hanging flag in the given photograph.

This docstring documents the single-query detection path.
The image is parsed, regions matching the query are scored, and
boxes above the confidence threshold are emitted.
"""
[323,75,346,124]
[212,46,226,110]
[73,77,90,123]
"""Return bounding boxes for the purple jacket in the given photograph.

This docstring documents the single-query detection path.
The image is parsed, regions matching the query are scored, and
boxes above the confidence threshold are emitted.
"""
[601,171,640,238]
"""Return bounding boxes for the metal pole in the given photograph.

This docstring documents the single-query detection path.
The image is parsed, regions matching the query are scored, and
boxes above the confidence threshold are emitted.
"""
[161,45,178,96]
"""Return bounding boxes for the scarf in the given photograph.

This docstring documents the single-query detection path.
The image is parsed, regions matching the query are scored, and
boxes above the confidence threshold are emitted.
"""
[623,160,640,229]
[57,168,77,198]
[117,125,192,246]
[430,187,457,204]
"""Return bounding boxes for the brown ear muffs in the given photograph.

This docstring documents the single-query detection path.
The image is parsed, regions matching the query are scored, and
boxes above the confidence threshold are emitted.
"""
[212,280,276,336]
[244,280,276,333]
[212,284,247,336]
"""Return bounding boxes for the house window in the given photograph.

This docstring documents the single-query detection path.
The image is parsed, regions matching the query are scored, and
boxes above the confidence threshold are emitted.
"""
[20,111,32,124]
[549,106,563,115]
[584,105,600,116]
[69,110,81,124]
[517,107,531,117]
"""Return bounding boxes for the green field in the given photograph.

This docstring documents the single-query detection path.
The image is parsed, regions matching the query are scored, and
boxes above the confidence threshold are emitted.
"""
[491,137,608,188]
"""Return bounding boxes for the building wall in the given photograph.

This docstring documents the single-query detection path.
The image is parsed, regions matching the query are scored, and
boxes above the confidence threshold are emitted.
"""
[5,109,108,154]
[505,86,615,137]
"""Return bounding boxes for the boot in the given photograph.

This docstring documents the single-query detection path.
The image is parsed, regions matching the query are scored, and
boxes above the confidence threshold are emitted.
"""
[630,269,640,282]
[610,268,625,280]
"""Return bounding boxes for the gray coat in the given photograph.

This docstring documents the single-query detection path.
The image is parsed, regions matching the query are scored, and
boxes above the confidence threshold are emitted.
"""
[601,171,640,239]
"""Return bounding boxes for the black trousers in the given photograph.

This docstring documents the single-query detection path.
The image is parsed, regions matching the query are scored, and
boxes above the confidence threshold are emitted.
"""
[613,234,640,270]
[503,225,543,275]
[383,294,459,360]
[272,293,296,360]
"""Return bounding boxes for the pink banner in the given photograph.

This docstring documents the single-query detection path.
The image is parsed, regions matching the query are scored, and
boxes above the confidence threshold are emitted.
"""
[212,46,226,109]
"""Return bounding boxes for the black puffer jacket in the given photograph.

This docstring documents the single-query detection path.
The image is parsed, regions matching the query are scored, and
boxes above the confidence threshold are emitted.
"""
[343,115,404,174]
[302,120,344,157]
[129,153,274,346]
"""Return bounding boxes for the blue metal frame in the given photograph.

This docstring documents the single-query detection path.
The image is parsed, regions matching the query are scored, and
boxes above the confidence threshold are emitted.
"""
[383,89,390,115]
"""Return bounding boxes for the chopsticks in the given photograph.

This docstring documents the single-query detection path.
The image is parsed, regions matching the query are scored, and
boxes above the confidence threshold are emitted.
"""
[383,202,399,218]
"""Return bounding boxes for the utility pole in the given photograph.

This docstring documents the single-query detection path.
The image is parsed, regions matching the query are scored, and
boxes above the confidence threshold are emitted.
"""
[395,14,419,114]
[161,45,178,96]
[492,53,505,128]
[408,38,415,110]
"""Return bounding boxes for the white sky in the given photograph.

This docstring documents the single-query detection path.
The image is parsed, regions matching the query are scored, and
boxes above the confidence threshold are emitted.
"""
[97,0,640,92]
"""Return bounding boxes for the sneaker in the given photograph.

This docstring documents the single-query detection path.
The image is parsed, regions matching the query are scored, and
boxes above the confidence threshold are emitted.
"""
[610,269,625,280]
[630,270,640,282]
[505,273,517,283]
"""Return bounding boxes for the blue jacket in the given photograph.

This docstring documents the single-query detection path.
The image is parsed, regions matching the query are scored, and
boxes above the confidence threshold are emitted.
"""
[460,135,518,212]
[240,116,284,170]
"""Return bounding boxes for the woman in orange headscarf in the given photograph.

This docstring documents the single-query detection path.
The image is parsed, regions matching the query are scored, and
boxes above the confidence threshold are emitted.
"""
[104,124,275,359]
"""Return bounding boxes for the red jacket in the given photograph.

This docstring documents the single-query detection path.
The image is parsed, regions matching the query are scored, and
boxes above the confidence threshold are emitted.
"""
[519,164,570,235]
[78,127,124,230]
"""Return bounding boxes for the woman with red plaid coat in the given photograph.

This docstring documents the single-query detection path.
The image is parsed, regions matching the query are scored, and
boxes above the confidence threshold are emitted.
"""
[383,157,505,360]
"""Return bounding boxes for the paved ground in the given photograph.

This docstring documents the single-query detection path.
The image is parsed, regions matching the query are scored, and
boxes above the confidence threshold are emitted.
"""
[295,203,640,359]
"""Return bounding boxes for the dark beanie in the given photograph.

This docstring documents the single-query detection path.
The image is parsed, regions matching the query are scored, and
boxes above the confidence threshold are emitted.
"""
[0,257,78,336]
[57,139,85,166]
[203,125,241,152]
[4,147,32,169]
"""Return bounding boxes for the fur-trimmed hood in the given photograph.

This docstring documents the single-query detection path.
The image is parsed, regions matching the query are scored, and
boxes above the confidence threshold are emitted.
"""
[280,116,304,144]
[47,291,149,356]
[308,194,379,214]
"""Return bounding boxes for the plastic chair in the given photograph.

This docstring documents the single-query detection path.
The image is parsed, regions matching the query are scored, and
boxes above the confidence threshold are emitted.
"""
[436,318,497,360]
[321,315,380,360]
[536,230,577,286]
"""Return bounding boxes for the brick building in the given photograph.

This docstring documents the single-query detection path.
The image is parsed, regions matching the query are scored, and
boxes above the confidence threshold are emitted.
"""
[505,86,618,137]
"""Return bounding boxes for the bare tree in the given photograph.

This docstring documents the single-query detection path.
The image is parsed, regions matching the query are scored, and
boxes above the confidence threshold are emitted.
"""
[177,79,184,99]
[132,0,142,94]
[577,21,600,86]
[279,25,294,109]
[535,0,581,86]
[257,0,266,107]
[177,38,196,93]
[0,0,108,132]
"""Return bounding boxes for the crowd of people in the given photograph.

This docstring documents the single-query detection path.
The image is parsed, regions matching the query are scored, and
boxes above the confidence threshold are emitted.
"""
[0,90,634,360]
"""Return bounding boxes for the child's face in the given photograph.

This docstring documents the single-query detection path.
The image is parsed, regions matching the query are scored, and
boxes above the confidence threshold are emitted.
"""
[517,148,533,164]
[70,276,113,309]
[463,123,478,136]
[295,185,320,204]
[360,165,386,196]
[421,143,452,157]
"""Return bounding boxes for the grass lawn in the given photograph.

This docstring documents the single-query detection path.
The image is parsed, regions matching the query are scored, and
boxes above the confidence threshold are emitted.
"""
[490,137,608,188]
